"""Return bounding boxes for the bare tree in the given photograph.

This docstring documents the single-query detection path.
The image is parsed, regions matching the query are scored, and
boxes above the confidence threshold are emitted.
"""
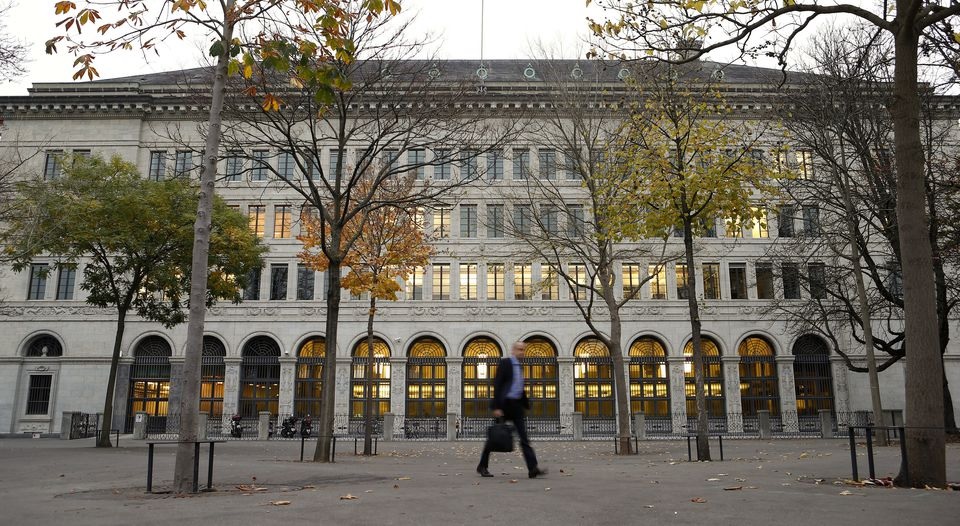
[216,8,519,461]
[0,1,27,83]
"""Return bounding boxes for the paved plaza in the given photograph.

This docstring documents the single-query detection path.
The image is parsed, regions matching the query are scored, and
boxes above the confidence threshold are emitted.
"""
[1,436,958,525]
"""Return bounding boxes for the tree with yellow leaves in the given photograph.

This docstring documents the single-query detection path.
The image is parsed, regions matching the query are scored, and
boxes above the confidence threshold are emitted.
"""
[622,66,784,460]
[299,175,431,455]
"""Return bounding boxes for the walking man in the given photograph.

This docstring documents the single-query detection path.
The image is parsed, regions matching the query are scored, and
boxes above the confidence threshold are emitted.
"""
[477,341,546,478]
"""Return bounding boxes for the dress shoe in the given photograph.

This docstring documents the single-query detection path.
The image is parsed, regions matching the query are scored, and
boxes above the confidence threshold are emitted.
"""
[528,467,547,479]
[477,466,493,477]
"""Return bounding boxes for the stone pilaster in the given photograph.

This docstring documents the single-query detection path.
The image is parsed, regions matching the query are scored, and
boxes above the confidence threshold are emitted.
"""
[223,359,241,423]
[831,358,851,415]
[334,357,351,415]
[166,358,184,421]
[722,356,743,433]
[667,356,686,434]
[446,357,463,415]
[390,357,407,417]
[558,357,575,415]
[775,355,799,430]
[279,357,296,416]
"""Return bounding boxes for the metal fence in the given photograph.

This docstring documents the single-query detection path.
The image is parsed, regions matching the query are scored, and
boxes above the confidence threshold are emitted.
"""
[68,412,101,439]
[400,417,447,440]
[583,417,617,438]
[644,417,674,436]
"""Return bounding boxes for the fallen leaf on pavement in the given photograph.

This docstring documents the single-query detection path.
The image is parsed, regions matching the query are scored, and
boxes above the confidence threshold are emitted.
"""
[643,505,654,509]
[723,486,743,491]
[509,479,518,483]
[706,478,720,482]
[271,501,291,506]
[339,494,358,500]
[691,497,707,503]
[396,477,411,481]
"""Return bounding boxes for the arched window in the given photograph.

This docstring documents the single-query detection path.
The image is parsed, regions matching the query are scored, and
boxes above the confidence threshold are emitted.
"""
[406,337,447,418]
[294,337,325,417]
[126,336,172,432]
[350,338,391,420]
[462,337,502,418]
[239,336,281,417]
[200,336,225,418]
[573,338,613,418]
[522,337,559,418]
[25,335,63,357]
[629,337,669,418]
[792,335,834,416]
[738,336,779,417]
[683,338,725,417]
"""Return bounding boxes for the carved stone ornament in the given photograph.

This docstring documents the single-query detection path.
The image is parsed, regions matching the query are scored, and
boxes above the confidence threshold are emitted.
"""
[413,306,444,318]
[300,307,327,317]
[522,306,553,316]
[466,306,499,317]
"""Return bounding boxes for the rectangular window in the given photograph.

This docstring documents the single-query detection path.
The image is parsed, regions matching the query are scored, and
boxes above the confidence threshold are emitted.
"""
[756,263,774,299]
[541,265,560,300]
[28,263,48,300]
[329,148,341,178]
[274,205,291,239]
[622,263,642,299]
[676,264,690,299]
[251,150,270,181]
[514,148,530,180]
[778,206,795,238]
[43,151,63,180]
[725,218,743,238]
[459,263,478,300]
[25,375,53,416]
[886,262,903,299]
[541,205,559,235]
[243,267,262,301]
[407,267,424,300]
[432,264,450,300]
[729,263,747,300]
[514,204,532,235]
[460,149,478,179]
[436,149,452,180]
[487,264,504,300]
[383,148,399,171]
[56,264,76,300]
[797,149,814,179]
[174,150,194,177]
[782,263,801,299]
[538,148,556,180]
[487,150,503,181]
[703,262,721,300]
[567,204,585,237]
[148,151,166,181]
[487,205,505,238]
[278,151,296,180]
[296,264,314,301]
[570,263,589,301]
[310,155,322,180]
[248,205,265,237]
[565,151,581,180]
[432,208,451,239]
[460,205,478,238]
[750,208,769,238]
[802,205,820,236]
[514,264,532,300]
[73,149,91,158]
[225,152,243,181]
[409,149,425,180]
[649,265,667,299]
[270,264,288,300]
[808,262,826,300]
[702,217,717,238]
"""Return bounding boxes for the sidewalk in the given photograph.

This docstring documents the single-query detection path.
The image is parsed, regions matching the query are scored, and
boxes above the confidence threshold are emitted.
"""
[1,437,957,525]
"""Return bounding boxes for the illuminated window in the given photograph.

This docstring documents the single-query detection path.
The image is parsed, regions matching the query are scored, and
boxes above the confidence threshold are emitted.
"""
[274,205,291,239]
[683,338,725,418]
[629,337,670,418]
[540,265,560,300]
[792,335,834,416]
[623,263,642,299]
[295,337,324,417]
[407,266,424,300]
[239,337,281,418]
[725,217,743,238]
[573,339,614,418]
[462,338,502,417]
[406,338,447,419]
[433,208,451,239]
[248,205,265,237]
[200,336,226,418]
[703,263,720,300]
[125,336,172,431]
[569,263,589,301]
[738,336,779,417]
[676,264,690,299]
[648,265,667,300]
[514,264,532,300]
[521,337,560,418]
[350,338,391,420]
[487,264,504,300]
[750,207,768,238]
[459,263,478,300]
[796,149,814,179]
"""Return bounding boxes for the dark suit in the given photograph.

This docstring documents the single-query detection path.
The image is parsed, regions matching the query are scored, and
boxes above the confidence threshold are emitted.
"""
[478,356,539,472]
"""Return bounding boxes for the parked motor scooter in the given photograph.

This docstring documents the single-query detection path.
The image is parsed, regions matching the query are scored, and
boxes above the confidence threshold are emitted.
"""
[230,414,243,438]
[300,416,312,438]
[280,416,299,438]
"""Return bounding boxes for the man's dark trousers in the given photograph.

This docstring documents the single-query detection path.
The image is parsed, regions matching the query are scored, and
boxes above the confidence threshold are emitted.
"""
[478,399,538,471]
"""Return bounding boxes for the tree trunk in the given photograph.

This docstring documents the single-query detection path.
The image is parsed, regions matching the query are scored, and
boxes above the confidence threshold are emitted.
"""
[97,312,127,448]
[890,11,945,487]
[607,301,633,455]
[314,259,341,462]
[363,296,377,455]
[173,2,236,493]
[682,219,710,461]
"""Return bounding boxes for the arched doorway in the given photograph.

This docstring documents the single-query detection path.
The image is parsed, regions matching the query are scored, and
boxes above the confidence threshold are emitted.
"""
[738,336,780,432]
[522,337,560,435]
[126,336,172,433]
[405,337,447,438]
[294,337,324,417]
[200,336,225,418]
[683,337,725,429]
[239,336,281,418]
[629,336,670,434]
[574,338,615,437]
[461,337,502,432]
[792,335,835,419]
[20,334,63,435]
[350,337,391,435]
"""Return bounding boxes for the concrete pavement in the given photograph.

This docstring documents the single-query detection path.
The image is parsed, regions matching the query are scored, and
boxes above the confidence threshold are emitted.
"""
[1,436,958,525]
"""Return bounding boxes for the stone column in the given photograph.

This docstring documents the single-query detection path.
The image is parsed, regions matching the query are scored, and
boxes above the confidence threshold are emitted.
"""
[775,355,799,431]
[667,357,686,434]
[722,356,743,433]
[558,357,575,416]
[334,357,352,415]
[279,357,296,417]
[223,358,241,426]
[390,357,407,418]
[446,357,463,416]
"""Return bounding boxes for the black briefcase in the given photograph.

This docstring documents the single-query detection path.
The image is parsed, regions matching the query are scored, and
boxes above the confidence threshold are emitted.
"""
[487,421,514,452]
